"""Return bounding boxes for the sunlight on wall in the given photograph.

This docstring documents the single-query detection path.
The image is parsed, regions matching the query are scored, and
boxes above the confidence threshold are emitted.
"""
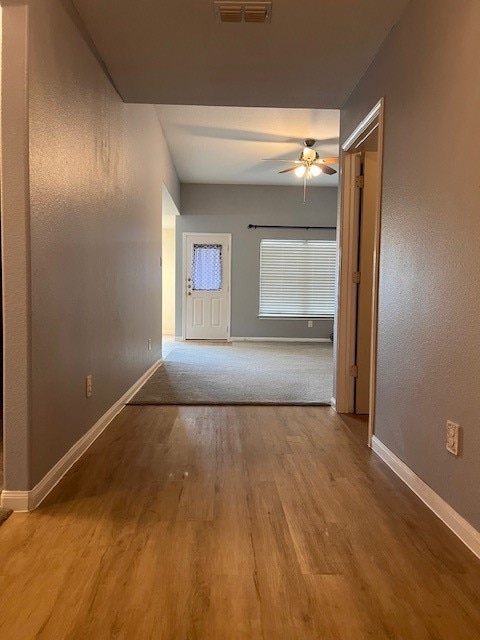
[162,226,176,335]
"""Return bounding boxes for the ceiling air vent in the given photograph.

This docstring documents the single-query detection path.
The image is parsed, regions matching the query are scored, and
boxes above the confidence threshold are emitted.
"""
[214,1,272,24]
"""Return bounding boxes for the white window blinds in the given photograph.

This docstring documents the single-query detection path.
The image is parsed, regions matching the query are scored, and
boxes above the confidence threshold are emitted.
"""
[259,239,336,318]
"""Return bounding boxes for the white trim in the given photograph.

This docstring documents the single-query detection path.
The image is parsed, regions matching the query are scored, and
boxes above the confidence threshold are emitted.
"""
[335,98,385,447]
[335,152,361,414]
[342,101,383,151]
[366,102,385,446]
[371,436,480,559]
[1,359,162,512]
[0,491,28,512]
[330,396,336,410]
[231,337,332,343]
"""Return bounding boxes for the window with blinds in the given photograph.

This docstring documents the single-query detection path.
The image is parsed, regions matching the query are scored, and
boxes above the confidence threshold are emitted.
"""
[259,239,336,318]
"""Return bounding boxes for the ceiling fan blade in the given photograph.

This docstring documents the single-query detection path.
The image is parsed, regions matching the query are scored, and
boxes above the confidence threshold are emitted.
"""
[278,166,299,174]
[315,163,337,175]
[261,159,301,163]
[319,157,339,164]
[173,124,301,144]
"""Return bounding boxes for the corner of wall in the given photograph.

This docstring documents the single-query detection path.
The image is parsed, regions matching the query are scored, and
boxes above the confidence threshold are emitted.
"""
[154,108,180,210]
[0,2,33,492]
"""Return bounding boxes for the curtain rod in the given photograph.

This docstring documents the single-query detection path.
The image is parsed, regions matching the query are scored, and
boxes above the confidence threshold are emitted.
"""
[247,224,336,231]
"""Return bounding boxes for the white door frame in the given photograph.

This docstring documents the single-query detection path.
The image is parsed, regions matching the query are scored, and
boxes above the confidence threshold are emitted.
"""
[181,232,232,341]
[334,98,385,446]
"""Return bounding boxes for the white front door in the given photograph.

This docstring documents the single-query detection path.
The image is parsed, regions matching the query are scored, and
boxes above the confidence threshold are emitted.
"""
[183,233,231,340]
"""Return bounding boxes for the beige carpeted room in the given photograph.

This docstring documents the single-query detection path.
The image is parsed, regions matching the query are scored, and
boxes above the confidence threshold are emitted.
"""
[129,339,333,405]
[155,106,339,407]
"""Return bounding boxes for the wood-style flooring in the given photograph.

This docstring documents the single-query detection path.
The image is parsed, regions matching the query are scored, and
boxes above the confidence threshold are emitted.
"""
[0,405,479,639]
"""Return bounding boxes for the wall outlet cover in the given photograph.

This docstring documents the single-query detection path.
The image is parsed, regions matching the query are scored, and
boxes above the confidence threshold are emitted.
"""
[85,375,93,398]
[446,420,460,456]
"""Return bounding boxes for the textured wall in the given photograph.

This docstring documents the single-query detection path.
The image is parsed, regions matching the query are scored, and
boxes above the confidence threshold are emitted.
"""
[177,184,338,339]
[342,0,480,529]
[0,4,32,490]
[3,0,179,489]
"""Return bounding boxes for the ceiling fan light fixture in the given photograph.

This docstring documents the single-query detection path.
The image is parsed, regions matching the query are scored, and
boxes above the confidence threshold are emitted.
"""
[265,139,339,202]
[294,165,306,178]
[301,147,317,162]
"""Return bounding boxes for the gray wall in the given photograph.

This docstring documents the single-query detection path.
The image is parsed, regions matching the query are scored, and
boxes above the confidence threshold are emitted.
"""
[3,0,178,489]
[176,184,338,339]
[342,0,480,529]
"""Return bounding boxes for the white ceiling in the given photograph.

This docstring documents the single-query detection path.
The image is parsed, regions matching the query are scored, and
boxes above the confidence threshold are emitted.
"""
[73,0,409,108]
[156,105,340,186]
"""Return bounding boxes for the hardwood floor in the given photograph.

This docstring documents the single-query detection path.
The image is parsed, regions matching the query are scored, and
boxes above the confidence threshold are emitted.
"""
[0,406,479,639]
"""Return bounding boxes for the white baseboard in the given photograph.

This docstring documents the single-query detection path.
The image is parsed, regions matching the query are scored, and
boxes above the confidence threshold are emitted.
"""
[1,359,162,512]
[231,337,332,343]
[0,491,29,512]
[371,436,480,559]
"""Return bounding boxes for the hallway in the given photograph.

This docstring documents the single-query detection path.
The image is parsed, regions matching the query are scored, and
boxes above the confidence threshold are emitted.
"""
[0,405,479,639]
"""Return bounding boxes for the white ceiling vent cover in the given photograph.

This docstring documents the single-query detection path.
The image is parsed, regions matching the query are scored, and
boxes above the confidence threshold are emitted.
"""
[214,1,272,24]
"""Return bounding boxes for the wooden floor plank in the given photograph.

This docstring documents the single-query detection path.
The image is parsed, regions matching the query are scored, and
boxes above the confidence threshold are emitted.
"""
[0,405,479,639]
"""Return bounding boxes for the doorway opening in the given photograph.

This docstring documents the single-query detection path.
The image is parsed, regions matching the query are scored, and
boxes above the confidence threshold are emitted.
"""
[335,99,384,445]
[132,105,341,406]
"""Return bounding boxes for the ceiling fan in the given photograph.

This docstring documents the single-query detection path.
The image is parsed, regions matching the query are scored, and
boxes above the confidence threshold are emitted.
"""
[263,139,339,203]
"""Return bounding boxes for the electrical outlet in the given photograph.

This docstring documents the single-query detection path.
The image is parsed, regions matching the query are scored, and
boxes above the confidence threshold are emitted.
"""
[85,375,93,398]
[446,420,460,456]
[307,320,313,328]
[148,338,152,351]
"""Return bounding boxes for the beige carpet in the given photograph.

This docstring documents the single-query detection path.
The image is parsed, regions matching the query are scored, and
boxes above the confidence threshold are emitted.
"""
[129,340,333,405]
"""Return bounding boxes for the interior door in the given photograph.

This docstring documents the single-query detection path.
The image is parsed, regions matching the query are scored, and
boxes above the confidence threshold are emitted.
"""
[184,233,231,340]
[355,152,378,413]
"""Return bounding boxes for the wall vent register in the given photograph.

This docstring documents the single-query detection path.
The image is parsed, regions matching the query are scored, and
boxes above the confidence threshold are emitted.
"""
[214,1,272,23]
